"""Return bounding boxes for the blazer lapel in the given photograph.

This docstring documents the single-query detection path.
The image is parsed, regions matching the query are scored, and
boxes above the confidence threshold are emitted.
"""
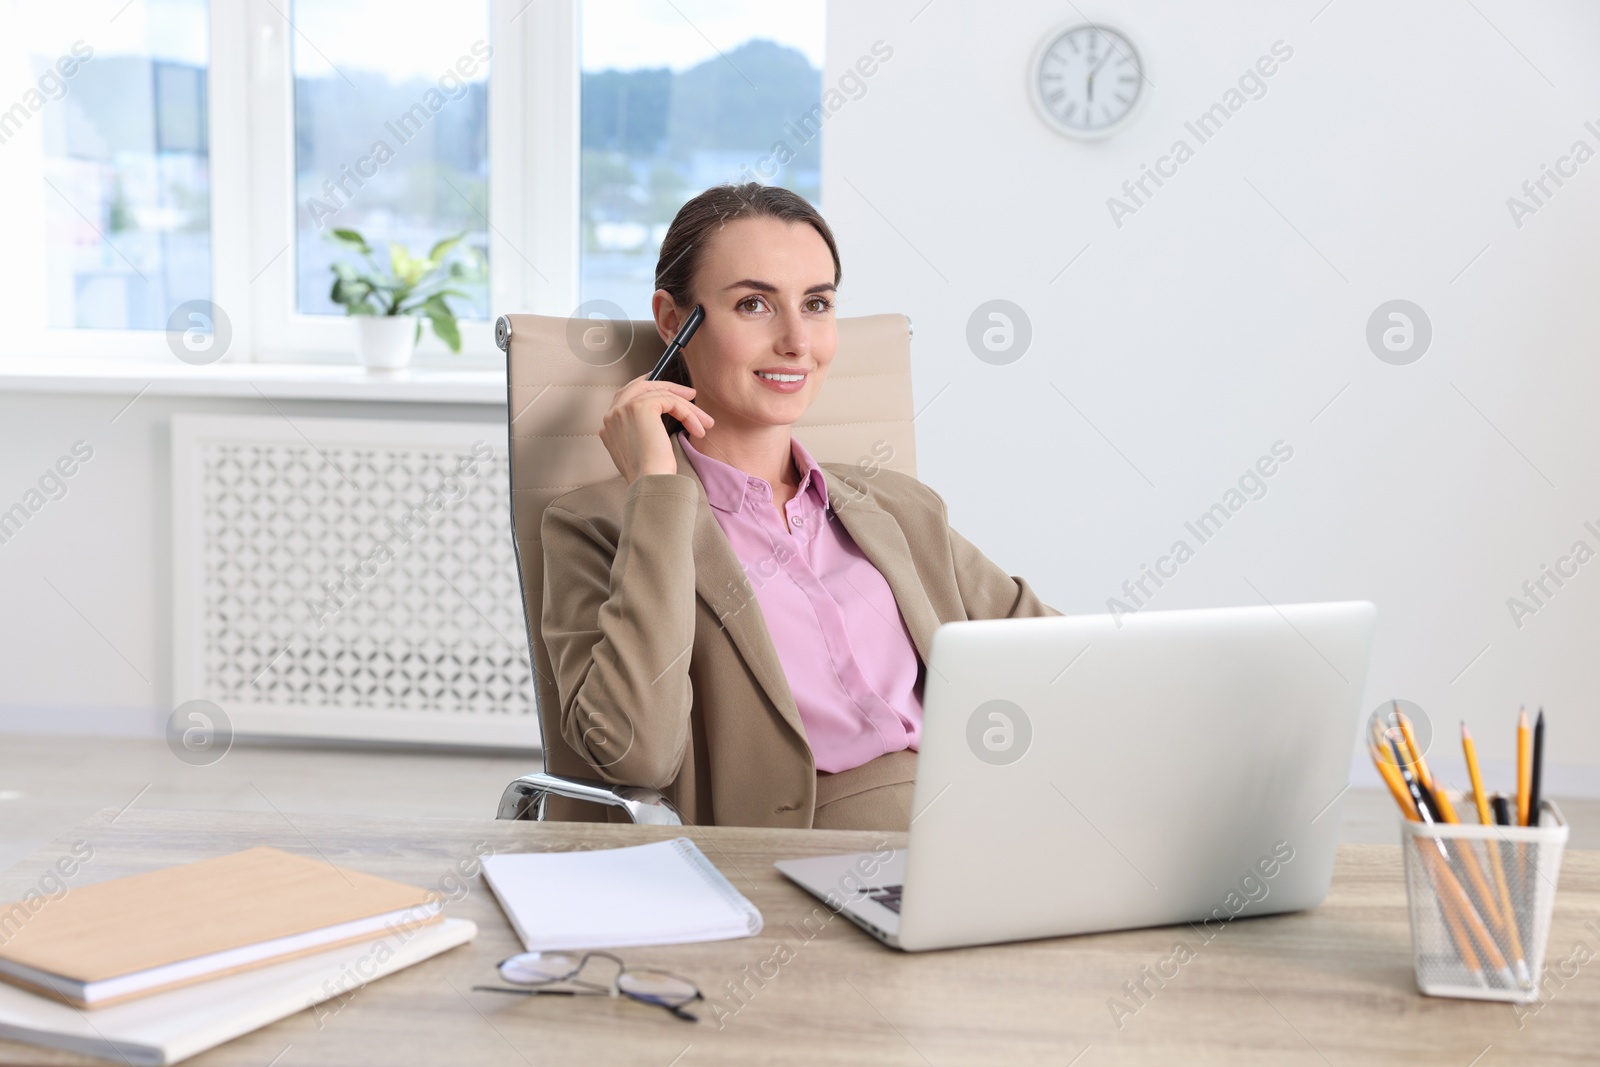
[822,465,943,666]
[672,435,809,747]
[670,436,946,751]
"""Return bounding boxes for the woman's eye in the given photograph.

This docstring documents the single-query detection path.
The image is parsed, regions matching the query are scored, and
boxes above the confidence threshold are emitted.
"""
[735,295,832,313]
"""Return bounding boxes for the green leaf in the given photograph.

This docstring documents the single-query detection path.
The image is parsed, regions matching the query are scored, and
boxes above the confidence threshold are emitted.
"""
[426,232,465,266]
[386,282,413,314]
[388,241,411,281]
[330,275,382,316]
[421,293,462,353]
[329,228,372,255]
[327,229,483,327]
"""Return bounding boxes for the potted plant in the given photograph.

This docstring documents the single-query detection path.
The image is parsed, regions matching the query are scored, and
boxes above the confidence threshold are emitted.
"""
[327,228,484,369]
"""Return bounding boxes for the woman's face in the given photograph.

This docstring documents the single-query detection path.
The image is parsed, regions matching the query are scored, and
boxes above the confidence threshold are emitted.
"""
[654,215,838,433]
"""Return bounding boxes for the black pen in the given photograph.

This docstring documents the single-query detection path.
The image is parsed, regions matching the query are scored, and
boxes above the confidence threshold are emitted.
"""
[1528,708,1545,827]
[1390,735,1451,861]
[647,304,704,381]
[1490,793,1512,827]
[1391,733,1507,988]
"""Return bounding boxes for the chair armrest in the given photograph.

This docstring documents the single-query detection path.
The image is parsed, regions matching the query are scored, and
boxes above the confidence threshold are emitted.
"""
[496,772,684,825]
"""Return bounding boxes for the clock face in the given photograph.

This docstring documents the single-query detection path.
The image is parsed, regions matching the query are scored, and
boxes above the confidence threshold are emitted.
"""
[1031,24,1146,139]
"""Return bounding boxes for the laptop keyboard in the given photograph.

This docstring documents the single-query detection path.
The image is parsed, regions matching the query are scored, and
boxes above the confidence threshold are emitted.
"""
[865,885,903,913]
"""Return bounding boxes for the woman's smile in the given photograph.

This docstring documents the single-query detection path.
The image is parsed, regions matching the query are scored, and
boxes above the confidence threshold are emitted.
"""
[647,201,842,486]
[753,367,809,393]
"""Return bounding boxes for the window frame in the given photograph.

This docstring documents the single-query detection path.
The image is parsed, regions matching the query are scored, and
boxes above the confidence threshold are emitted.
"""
[7,0,580,366]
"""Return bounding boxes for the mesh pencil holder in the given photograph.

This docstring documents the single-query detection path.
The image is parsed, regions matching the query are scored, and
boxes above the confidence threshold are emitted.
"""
[1400,800,1568,1003]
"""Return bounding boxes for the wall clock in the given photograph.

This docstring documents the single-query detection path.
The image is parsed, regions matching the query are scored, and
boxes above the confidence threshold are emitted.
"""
[1029,23,1147,139]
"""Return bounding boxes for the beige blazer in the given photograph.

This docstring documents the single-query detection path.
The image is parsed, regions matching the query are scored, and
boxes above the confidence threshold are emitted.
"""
[540,432,1061,828]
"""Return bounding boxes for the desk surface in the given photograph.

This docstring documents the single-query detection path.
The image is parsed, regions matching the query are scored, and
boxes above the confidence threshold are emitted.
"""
[2,809,1595,1067]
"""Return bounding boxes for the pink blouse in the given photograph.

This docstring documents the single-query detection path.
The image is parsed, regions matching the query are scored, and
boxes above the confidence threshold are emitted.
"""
[677,430,924,773]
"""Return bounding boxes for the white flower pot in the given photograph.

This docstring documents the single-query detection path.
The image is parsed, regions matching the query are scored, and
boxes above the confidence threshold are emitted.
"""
[356,316,418,370]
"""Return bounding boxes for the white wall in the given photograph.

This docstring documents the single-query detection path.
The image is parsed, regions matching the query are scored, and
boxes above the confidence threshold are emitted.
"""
[3,0,1596,787]
[0,392,504,735]
[825,0,1600,776]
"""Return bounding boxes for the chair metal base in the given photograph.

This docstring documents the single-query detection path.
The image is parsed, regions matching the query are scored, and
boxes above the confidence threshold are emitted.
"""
[497,771,684,825]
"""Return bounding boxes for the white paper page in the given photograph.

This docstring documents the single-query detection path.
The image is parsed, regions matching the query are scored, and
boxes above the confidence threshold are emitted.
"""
[0,918,476,1067]
[482,838,762,951]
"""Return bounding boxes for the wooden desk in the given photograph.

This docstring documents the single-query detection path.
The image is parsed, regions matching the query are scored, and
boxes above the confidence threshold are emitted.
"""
[2,809,1595,1066]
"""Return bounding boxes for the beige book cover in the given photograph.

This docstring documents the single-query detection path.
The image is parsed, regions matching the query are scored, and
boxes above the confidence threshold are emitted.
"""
[0,846,440,1008]
[0,918,477,1065]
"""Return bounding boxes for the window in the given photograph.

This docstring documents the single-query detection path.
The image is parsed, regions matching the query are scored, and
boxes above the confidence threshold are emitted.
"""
[291,0,490,321]
[578,1,824,319]
[13,1,211,332]
[0,1,827,363]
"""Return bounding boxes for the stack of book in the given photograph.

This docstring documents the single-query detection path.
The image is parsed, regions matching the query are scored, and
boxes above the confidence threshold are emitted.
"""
[0,847,475,1065]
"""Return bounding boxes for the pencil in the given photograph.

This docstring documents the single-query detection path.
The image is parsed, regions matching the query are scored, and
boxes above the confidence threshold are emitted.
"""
[1516,707,1532,827]
[1389,734,1436,819]
[1394,703,1435,793]
[1388,723,1457,827]
[1373,744,1418,818]
[1387,735,1514,984]
[1462,722,1530,988]
[1367,734,1489,987]
[1462,723,1492,825]
[1431,787,1507,936]
[1438,874,1487,987]
[1419,843,1512,986]
[1396,707,1462,823]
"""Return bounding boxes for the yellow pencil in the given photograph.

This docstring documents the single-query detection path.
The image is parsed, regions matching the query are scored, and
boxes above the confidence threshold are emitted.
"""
[1408,724,1505,938]
[1394,706,1465,825]
[1395,703,1435,793]
[1378,728,1515,985]
[1516,707,1532,827]
[1462,722,1493,826]
[1438,876,1486,986]
[1462,722,1530,988]
[1420,844,1513,985]
[1401,718,1493,916]
[1368,734,1500,985]
[1372,743,1418,817]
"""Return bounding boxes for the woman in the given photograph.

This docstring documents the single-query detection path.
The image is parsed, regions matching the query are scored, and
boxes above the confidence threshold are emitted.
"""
[541,183,1060,831]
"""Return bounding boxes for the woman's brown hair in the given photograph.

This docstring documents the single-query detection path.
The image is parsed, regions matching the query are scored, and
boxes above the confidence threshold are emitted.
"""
[652,182,842,392]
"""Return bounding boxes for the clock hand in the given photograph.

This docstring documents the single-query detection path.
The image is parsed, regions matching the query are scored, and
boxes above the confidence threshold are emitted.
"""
[1087,35,1117,79]
[1086,33,1117,105]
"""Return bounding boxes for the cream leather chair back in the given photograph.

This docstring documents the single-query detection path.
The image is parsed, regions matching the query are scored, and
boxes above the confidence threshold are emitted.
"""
[497,312,917,802]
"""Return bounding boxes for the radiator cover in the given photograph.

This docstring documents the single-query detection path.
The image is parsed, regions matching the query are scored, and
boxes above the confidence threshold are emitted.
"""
[172,414,538,748]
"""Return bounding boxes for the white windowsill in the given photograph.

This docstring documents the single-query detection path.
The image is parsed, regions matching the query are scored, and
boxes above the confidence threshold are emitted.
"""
[0,357,507,405]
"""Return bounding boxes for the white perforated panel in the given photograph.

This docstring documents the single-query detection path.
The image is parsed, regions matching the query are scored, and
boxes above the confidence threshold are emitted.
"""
[172,415,539,748]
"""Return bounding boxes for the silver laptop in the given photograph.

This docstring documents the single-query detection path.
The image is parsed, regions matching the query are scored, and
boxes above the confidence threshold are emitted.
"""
[775,601,1377,951]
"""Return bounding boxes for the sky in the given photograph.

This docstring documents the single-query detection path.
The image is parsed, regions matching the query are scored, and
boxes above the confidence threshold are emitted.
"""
[580,0,823,73]
[12,0,823,79]
[14,0,209,66]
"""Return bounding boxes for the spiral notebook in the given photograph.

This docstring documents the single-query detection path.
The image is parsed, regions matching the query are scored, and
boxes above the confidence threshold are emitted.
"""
[482,838,763,951]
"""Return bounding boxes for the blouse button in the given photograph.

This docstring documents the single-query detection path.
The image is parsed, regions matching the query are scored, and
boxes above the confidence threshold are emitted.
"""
[791,515,805,527]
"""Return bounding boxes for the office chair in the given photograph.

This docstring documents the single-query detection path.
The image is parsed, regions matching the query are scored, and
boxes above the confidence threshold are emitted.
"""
[493,310,918,823]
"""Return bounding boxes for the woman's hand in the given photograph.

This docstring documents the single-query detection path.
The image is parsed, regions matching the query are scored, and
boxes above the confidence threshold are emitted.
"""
[600,375,715,484]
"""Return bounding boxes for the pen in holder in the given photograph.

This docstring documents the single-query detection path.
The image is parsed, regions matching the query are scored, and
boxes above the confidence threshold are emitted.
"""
[1400,799,1568,1003]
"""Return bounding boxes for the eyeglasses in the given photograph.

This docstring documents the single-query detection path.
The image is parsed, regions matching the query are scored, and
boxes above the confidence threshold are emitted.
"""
[472,950,703,1022]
